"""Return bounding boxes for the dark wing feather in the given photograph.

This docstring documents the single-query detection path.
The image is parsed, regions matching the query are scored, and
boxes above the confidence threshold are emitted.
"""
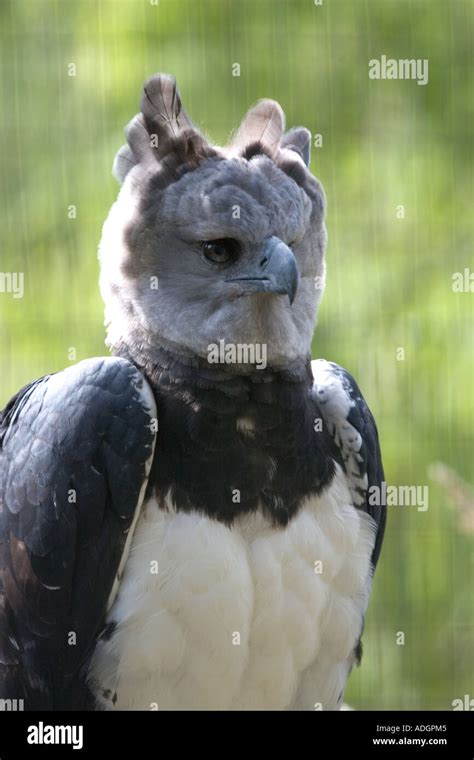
[0,357,156,709]
[312,359,386,570]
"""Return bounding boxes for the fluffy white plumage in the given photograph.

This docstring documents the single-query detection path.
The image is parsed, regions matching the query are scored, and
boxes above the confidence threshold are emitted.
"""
[89,467,375,711]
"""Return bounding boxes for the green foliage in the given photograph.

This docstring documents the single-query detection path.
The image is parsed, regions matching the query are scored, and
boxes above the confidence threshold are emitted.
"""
[1,0,472,709]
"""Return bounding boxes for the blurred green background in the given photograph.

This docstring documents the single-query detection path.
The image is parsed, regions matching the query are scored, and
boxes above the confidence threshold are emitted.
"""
[1,0,473,709]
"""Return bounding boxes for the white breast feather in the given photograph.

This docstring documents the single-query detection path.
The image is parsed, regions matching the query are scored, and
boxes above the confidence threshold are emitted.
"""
[88,465,376,711]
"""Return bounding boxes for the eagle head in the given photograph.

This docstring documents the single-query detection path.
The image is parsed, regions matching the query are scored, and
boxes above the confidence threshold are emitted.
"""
[99,73,327,370]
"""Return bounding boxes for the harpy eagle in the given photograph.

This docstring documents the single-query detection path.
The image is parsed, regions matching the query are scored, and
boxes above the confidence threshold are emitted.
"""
[0,74,385,710]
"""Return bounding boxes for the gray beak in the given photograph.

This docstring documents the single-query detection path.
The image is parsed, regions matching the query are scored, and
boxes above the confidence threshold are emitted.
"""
[226,236,299,305]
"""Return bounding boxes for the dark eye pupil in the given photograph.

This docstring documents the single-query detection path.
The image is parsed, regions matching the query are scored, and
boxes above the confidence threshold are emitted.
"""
[205,242,226,260]
[201,238,239,264]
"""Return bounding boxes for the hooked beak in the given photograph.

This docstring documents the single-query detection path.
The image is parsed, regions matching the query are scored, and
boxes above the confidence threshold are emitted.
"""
[226,236,299,305]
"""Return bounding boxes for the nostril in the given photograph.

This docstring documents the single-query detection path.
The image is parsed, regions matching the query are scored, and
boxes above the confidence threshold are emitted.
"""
[259,256,268,268]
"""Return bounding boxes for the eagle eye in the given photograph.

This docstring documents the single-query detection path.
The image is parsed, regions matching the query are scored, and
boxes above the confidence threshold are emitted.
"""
[200,238,240,265]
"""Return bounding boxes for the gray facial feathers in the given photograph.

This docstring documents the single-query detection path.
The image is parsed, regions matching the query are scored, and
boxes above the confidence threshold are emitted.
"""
[281,127,312,168]
[100,73,327,369]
